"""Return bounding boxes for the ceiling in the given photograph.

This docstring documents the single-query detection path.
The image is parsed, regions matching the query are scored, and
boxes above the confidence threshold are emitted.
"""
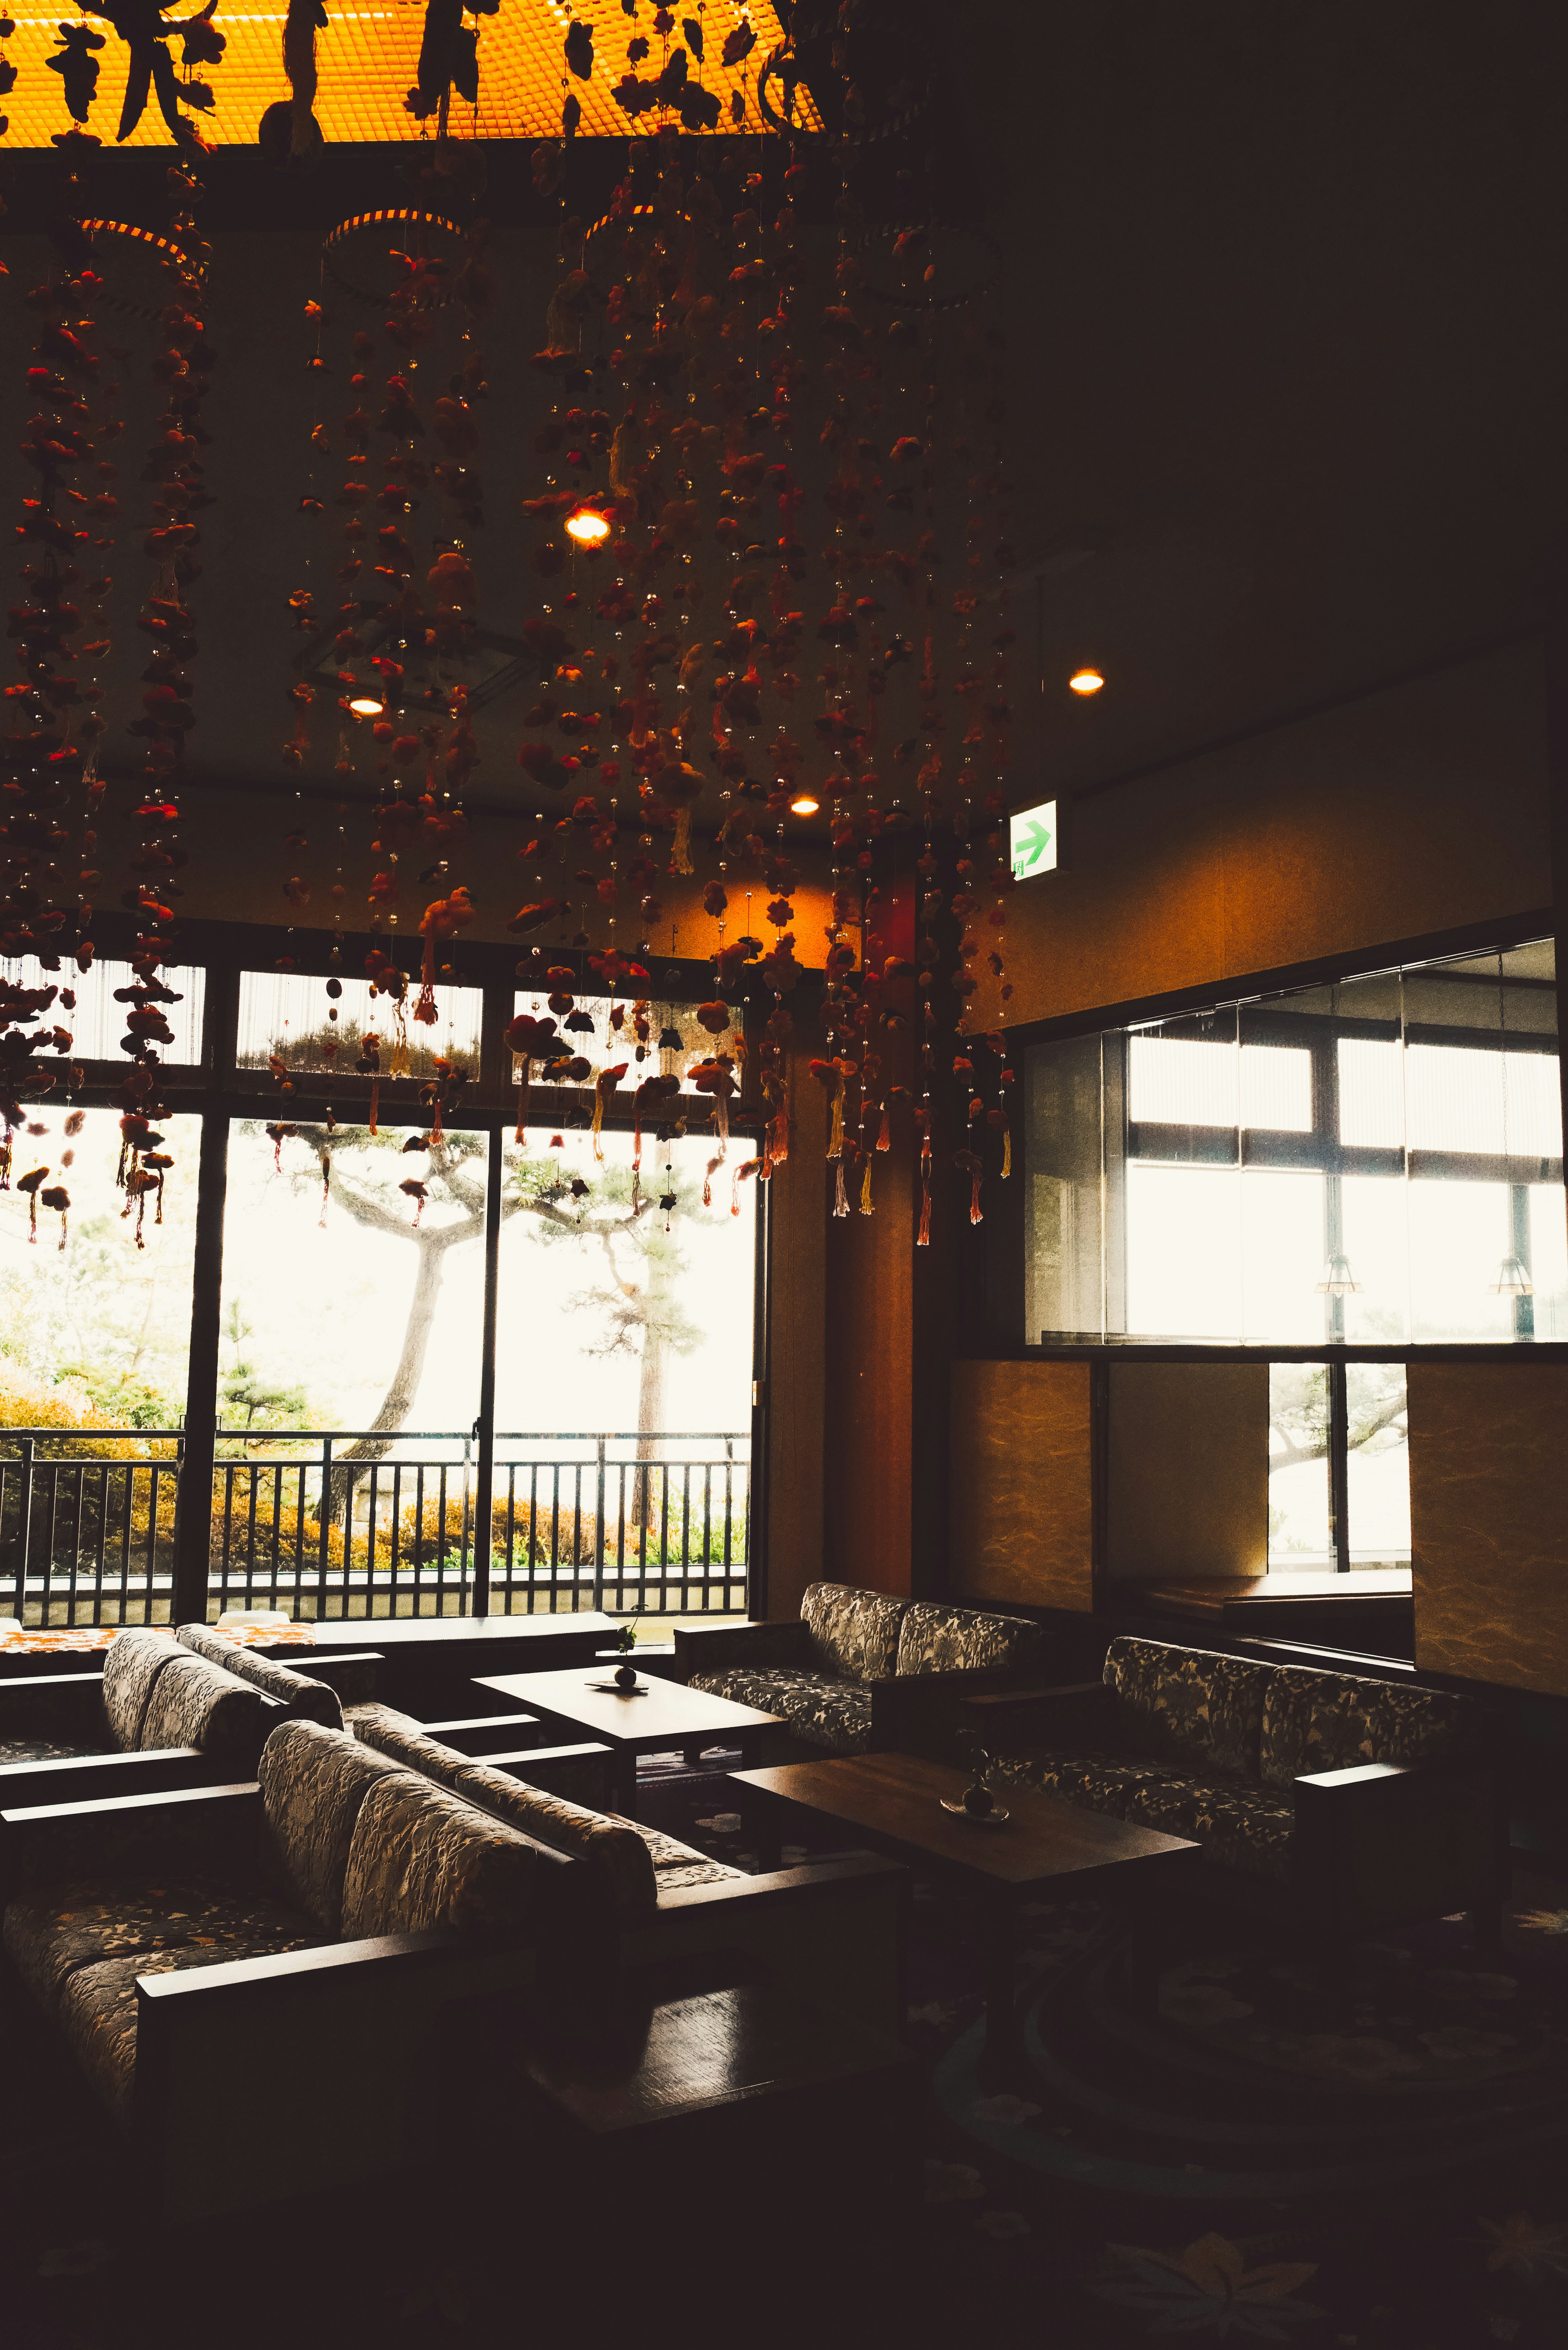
[2,0,1564,868]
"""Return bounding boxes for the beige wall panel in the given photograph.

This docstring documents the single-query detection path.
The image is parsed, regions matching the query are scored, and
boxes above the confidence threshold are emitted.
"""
[1410,1362,1568,1696]
[1106,1362,1269,1578]
[949,1361,1094,1612]
[967,644,1550,1035]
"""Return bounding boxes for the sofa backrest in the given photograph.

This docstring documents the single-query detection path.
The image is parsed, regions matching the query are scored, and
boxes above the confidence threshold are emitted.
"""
[895,1601,1043,1679]
[259,1719,405,1935]
[138,1650,276,1768]
[1258,1661,1485,1788]
[176,1623,343,1728]
[350,1703,657,1910]
[100,1626,184,1749]
[801,1583,908,1684]
[338,1771,565,1940]
[1104,1637,1270,1780]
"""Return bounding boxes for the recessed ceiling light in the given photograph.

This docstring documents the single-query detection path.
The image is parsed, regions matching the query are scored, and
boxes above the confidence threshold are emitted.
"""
[1069,667,1105,696]
[348,694,384,717]
[565,506,611,546]
[789,794,820,815]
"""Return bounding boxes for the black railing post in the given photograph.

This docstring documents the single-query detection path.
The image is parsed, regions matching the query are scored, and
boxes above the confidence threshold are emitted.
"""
[17,1436,35,1626]
[170,959,239,1626]
[316,1436,333,1619]
[593,1434,607,1614]
[470,1124,502,1619]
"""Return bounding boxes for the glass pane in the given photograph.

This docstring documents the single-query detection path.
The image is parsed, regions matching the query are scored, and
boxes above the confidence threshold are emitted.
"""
[1240,1045,1312,1132]
[236,970,482,1083]
[1408,1178,1517,1341]
[0,1104,200,1427]
[219,1120,488,1433]
[1337,1174,1410,1343]
[1345,1364,1410,1565]
[2,953,205,1065]
[1240,1168,1324,1342]
[1125,1163,1241,1338]
[492,1127,755,1612]
[1339,1037,1404,1148]
[510,989,721,1099]
[1024,1033,1104,1340]
[1129,1035,1237,1126]
[1268,1364,1331,1567]
[1406,1044,1561,1157]
[1529,1183,1568,1340]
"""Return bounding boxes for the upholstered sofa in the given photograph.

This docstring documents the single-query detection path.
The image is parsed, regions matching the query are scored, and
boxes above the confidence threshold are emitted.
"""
[0,1625,314,1790]
[978,1635,1503,1943]
[673,1582,1048,1757]
[0,1718,905,2218]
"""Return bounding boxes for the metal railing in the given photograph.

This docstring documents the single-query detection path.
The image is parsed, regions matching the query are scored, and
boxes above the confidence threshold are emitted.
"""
[0,1426,751,1627]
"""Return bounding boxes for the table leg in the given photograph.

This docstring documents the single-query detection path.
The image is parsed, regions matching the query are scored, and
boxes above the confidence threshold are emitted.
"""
[980,1896,1021,2084]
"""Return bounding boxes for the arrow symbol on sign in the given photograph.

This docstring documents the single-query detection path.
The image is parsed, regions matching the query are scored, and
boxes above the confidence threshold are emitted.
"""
[1014,819,1052,871]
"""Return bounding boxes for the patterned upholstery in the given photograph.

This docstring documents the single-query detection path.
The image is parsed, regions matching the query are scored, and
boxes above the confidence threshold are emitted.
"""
[338,1771,557,1940]
[628,1822,746,1891]
[800,1583,907,1684]
[0,1737,93,1764]
[1258,1662,1485,1788]
[100,1627,184,1749]
[136,1651,273,1772]
[1121,1776,1295,1884]
[992,1748,1178,1819]
[1105,1637,1270,1777]
[690,1666,874,1754]
[258,1719,404,1935]
[176,1624,343,1729]
[4,1880,321,2127]
[895,1601,1044,1679]
[348,1703,471,1792]
[4,1878,319,2017]
[450,1758,659,1910]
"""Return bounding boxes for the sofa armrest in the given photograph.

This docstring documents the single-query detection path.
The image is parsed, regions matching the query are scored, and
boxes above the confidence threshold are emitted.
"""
[0,1746,210,1813]
[956,1680,1112,1756]
[618,1853,908,2042]
[0,1672,107,1750]
[673,1619,811,1683]
[420,1712,543,1756]
[285,1650,382,1705]
[132,1925,542,2222]
[0,1780,263,1902]
[479,1743,615,1810]
[1292,1760,1503,1938]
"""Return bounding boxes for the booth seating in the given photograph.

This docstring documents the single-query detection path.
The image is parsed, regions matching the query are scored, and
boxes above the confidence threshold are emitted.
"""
[0,1719,906,2219]
[347,1702,744,1893]
[674,1581,1049,1757]
[0,1627,301,1785]
[975,1635,1502,1943]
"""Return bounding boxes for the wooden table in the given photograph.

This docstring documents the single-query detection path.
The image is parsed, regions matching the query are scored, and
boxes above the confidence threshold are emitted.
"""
[474,1666,785,1818]
[731,1751,1200,2075]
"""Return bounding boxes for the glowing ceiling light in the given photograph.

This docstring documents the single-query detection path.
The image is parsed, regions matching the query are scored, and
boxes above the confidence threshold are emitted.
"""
[1069,667,1105,696]
[348,693,385,717]
[565,505,611,546]
[789,793,820,815]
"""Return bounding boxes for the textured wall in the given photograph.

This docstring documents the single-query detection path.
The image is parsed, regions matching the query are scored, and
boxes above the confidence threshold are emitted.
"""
[948,1360,1095,1612]
[1410,1361,1568,1696]
[1106,1362,1270,1578]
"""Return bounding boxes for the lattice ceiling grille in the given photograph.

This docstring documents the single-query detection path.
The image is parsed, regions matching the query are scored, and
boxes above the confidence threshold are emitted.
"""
[0,1,817,148]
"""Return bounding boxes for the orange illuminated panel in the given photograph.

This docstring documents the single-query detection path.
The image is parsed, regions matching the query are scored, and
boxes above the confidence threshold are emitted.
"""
[0,0,818,148]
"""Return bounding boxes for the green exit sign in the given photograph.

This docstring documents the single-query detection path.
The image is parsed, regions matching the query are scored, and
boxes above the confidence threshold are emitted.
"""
[1009,798,1058,880]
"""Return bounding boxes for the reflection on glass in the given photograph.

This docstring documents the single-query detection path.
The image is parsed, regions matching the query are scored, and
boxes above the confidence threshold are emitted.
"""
[1529,1185,1568,1340]
[1337,1176,1410,1343]
[493,1127,755,1608]
[1126,1164,1241,1338]
[1025,1033,1104,1339]
[1338,1037,1404,1148]
[2,954,205,1066]
[0,1104,200,1428]
[1269,1363,1330,1567]
[1405,1045,1561,1157]
[1408,1179,1517,1342]
[1241,1169,1323,1342]
[236,970,482,1083]
[1345,1364,1410,1563]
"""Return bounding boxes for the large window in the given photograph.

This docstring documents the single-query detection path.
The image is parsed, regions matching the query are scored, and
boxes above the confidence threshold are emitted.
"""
[1025,939,1564,1573]
[0,945,762,1626]
[1027,941,1563,1347]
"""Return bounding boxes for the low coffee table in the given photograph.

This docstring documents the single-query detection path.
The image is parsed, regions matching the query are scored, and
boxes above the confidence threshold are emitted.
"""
[731,1752,1200,2075]
[474,1666,786,1818]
